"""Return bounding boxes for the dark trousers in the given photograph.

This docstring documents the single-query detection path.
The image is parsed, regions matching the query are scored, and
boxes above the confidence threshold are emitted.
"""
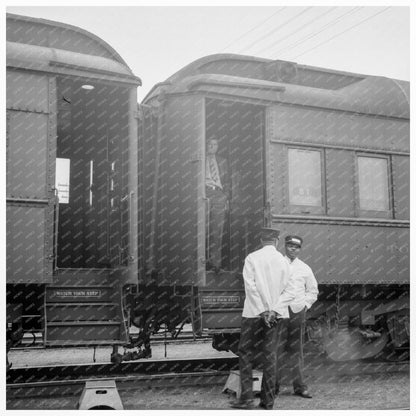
[206,187,227,269]
[276,307,307,393]
[238,317,281,408]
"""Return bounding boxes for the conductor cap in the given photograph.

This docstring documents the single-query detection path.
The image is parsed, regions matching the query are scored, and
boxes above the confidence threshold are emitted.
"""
[285,235,303,247]
[260,228,280,241]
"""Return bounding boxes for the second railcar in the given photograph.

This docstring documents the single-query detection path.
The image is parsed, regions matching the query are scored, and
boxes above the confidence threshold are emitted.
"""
[134,54,409,361]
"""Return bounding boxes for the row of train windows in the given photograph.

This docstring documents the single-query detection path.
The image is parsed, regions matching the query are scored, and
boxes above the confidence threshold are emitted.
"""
[286,148,390,216]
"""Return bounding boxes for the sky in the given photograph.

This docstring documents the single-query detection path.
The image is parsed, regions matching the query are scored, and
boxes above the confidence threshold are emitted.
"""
[5,3,411,102]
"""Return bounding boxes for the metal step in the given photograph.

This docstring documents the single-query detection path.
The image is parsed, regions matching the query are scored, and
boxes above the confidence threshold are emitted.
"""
[44,268,127,345]
[46,303,119,321]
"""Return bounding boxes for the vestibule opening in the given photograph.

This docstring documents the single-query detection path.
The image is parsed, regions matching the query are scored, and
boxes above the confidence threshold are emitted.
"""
[55,78,130,268]
[205,98,265,272]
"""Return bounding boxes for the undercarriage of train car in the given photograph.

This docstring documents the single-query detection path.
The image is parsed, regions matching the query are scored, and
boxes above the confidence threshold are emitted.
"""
[305,284,410,361]
[209,283,410,362]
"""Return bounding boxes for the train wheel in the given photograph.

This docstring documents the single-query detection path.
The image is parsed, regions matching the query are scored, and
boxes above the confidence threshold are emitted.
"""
[322,329,388,362]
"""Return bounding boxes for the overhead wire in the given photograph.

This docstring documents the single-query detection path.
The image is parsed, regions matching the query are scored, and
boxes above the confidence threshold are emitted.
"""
[291,6,391,59]
[221,7,286,52]
[271,6,363,58]
[255,6,338,56]
[236,6,314,54]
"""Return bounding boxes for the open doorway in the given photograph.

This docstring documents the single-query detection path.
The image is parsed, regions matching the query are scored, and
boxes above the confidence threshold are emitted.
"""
[205,98,265,272]
[55,78,130,269]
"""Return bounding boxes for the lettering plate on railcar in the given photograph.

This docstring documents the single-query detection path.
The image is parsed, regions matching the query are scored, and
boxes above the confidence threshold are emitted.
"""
[201,295,241,305]
[53,290,102,298]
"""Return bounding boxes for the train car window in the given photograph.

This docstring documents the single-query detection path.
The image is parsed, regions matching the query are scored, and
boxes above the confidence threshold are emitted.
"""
[55,158,70,204]
[357,156,390,214]
[288,148,324,214]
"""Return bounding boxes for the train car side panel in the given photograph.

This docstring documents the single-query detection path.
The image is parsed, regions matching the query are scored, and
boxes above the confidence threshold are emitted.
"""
[326,149,356,217]
[392,155,410,220]
[6,205,51,283]
[269,105,409,153]
[268,221,409,284]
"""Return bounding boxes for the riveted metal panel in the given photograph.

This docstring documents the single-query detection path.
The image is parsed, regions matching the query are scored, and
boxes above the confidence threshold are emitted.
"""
[7,204,50,283]
[391,155,410,220]
[7,70,49,113]
[270,220,409,284]
[353,226,406,284]
[268,142,287,215]
[268,105,409,154]
[326,149,355,217]
[6,111,49,199]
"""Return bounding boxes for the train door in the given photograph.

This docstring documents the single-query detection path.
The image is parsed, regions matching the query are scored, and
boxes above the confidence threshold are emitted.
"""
[6,70,56,283]
[56,78,130,269]
[205,99,265,273]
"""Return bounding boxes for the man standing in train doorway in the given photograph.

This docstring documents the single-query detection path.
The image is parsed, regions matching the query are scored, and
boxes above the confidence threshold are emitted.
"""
[275,235,319,399]
[231,228,295,410]
[205,138,230,273]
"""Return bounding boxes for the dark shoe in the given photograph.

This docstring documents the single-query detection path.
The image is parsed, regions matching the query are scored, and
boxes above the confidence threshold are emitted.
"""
[294,390,312,399]
[230,399,255,409]
[257,402,273,410]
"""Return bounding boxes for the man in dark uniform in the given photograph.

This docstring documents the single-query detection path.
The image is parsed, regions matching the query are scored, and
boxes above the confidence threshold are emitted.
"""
[275,235,318,399]
[231,228,295,410]
[205,138,230,273]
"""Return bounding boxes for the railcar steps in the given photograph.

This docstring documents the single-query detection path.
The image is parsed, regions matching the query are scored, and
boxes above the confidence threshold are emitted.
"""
[44,269,128,346]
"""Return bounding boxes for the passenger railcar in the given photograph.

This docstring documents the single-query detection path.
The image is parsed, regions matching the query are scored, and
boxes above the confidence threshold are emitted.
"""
[6,13,140,363]
[136,54,409,360]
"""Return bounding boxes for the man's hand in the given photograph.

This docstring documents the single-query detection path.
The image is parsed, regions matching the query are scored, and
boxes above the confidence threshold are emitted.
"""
[269,310,283,327]
[260,311,271,327]
[268,310,279,327]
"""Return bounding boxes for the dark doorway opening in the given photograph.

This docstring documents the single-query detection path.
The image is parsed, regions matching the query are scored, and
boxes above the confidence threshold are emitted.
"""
[205,98,265,272]
[56,78,130,269]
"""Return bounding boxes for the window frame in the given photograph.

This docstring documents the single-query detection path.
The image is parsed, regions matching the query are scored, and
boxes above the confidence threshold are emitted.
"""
[286,146,326,215]
[355,153,392,219]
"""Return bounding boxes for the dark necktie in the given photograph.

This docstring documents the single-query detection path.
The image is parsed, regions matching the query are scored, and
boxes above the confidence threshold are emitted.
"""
[209,156,220,185]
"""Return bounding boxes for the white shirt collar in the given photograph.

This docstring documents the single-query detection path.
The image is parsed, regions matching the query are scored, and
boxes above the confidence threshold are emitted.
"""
[285,255,297,264]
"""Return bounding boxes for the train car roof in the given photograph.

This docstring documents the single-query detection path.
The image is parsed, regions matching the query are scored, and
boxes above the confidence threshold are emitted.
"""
[144,54,409,119]
[6,13,141,85]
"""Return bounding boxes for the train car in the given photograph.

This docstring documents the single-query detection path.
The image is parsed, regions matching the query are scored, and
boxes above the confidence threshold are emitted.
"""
[136,54,409,361]
[6,13,141,363]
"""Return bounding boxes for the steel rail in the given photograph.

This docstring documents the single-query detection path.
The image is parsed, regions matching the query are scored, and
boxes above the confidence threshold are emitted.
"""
[7,358,409,400]
[7,356,239,385]
[7,370,230,399]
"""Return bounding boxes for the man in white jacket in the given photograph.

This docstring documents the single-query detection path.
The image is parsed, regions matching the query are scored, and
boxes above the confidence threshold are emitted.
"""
[231,228,295,410]
[275,235,319,399]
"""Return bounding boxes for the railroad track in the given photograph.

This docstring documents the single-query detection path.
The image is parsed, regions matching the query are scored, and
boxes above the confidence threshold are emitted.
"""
[15,331,211,349]
[7,357,409,399]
